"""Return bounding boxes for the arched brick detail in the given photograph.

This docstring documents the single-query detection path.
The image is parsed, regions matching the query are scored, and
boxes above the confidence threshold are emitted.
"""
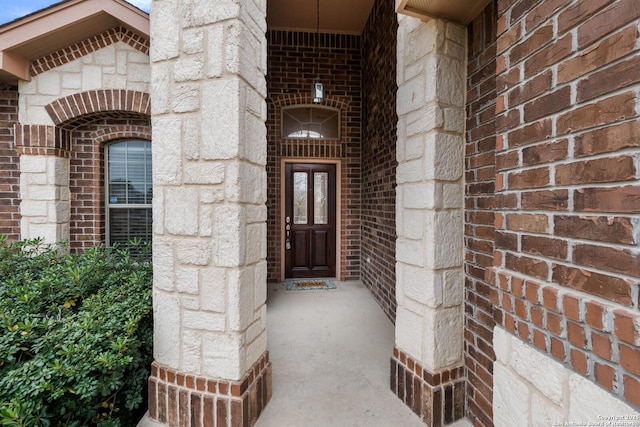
[92,125,152,144]
[270,93,350,111]
[45,90,150,129]
[269,94,349,159]
[31,27,149,77]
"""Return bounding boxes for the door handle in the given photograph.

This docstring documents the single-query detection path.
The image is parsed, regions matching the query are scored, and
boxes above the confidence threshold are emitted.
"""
[285,216,291,249]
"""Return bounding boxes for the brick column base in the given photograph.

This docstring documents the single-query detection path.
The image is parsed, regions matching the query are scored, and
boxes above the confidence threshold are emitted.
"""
[148,352,272,427]
[391,347,465,426]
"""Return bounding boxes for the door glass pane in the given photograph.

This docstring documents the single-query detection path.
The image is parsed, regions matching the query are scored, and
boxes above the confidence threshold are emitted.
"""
[314,172,328,225]
[293,172,308,224]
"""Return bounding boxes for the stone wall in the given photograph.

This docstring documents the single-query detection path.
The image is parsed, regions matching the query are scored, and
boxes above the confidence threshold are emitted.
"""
[492,0,640,417]
[266,30,361,282]
[361,0,399,321]
[14,88,151,247]
[393,13,467,426]
[19,30,150,125]
[13,27,152,247]
[0,85,20,240]
[494,327,638,425]
[464,2,498,425]
[18,153,70,244]
[148,0,271,425]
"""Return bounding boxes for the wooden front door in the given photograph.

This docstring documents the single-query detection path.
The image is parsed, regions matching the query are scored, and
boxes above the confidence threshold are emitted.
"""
[284,163,337,278]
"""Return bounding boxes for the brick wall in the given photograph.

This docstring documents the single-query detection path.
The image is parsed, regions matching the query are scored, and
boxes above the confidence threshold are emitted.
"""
[361,0,398,321]
[12,87,151,250]
[266,30,361,282]
[465,2,498,425]
[70,118,151,252]
[0,85,20,240]
[494,0,640,410]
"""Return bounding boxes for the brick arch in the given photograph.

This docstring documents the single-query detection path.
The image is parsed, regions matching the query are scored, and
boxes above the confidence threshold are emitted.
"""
[92,125,152,145]
[31,27,149,77]
[45,89,150,129]
[269,94,350,151]
[269,93,350,111]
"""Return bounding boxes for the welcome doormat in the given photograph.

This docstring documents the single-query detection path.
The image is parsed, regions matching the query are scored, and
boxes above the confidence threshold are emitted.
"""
[285,278,336,291]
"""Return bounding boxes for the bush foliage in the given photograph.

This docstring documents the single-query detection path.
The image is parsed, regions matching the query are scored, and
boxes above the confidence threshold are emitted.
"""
[0,236,153,426]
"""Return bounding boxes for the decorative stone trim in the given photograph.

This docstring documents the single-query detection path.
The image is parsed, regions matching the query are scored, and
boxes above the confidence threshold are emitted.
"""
[391,347,465,426]
[44,90,150,128]
[30,26,149,77]
[14,124,70,157]
[148,352,272,427]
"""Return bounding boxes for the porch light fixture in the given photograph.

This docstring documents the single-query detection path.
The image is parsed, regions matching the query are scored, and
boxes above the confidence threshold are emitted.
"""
[311,0,324,103]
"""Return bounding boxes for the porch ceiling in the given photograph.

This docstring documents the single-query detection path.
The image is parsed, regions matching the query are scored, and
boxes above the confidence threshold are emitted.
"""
[267,0,375,35]
[0,0,149,84]
[267,0,493,35]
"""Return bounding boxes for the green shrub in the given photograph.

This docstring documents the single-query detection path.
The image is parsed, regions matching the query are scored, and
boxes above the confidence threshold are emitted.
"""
[0,236,153,427]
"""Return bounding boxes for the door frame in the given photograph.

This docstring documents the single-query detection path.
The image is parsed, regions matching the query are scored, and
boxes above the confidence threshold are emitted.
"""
[280,158,341,282]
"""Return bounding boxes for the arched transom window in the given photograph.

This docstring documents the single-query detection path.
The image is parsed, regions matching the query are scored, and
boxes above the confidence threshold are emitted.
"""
[282,105,340,140]
[105,139,152,246]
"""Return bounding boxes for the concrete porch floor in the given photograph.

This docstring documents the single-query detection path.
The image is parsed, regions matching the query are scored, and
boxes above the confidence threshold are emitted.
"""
[138,280,473,427]
[256,280,468,427]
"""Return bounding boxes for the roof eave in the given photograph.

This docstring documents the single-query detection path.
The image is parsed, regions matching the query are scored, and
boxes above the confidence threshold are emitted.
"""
[0,0,149,84]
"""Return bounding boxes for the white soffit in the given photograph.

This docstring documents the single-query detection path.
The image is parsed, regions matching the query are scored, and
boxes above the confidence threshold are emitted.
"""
[396,0,493,25]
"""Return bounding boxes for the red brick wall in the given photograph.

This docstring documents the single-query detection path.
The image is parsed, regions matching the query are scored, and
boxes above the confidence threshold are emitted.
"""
[266,30,361,282]
[465,2,498,425]
[69,118,151,252]
[360,0,398,321]
[0,85,20,240]
[10,87,151,250]
[494,0,640,409]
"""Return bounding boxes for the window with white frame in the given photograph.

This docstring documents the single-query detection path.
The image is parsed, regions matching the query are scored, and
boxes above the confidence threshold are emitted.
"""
[281,105,340,140]
[106,139,152,246]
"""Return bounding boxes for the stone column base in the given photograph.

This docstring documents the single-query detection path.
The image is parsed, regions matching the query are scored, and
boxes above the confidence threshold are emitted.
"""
[391,347,465,426]
[148,352,272,427]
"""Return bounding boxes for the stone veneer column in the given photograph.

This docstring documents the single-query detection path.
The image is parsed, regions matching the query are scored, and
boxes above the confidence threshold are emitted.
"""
[146,0,270,426]
[392,14,467,426]
[15,124,70,244]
